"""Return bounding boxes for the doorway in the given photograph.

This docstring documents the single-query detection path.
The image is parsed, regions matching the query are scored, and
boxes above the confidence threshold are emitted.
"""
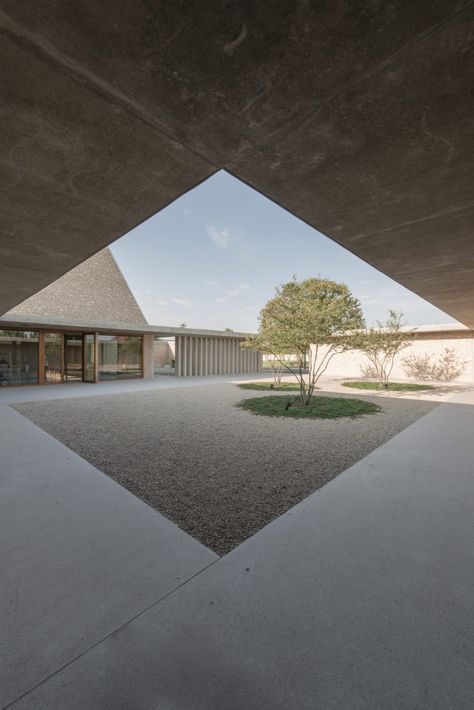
[64,334,83,381]
[44,333,63,383]
[37,332,98,385]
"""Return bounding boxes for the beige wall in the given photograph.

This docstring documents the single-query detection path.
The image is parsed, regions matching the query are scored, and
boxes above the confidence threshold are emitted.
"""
[311,331,474,383]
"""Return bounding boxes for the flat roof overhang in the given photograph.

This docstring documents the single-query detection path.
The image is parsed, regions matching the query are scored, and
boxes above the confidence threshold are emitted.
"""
[0,314,253,340]
[1,4,473,324]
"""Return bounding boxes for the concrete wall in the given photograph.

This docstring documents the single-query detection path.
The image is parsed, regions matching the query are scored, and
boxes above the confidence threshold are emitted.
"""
[310,330,474,383]
[175,336,262,377]
[142,334,154,379]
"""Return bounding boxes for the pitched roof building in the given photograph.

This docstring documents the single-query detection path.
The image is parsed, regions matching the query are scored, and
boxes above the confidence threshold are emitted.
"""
[0,248,261,386]
[5,248,147,324]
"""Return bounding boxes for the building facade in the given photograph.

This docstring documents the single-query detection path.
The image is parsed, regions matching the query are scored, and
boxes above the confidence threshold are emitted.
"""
[0,249,261,386]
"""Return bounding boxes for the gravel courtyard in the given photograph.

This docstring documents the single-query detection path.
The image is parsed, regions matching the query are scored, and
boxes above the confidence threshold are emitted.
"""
[14,384,437,555]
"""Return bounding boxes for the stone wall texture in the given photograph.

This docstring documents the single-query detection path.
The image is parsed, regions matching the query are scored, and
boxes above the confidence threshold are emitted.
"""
[154,339,175,368]
[6,248,147,324]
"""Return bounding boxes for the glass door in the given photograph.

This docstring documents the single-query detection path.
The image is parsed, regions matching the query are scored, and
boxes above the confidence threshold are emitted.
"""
[44,333,63,383]
[83,333,96,382]
[64,334,83,381]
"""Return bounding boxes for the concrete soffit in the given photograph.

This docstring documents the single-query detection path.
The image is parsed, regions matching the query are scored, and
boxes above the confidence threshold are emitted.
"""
[0,4,473,324]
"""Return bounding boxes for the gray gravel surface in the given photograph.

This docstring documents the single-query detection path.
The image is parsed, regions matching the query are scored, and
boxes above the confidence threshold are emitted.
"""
[13,385,437,555]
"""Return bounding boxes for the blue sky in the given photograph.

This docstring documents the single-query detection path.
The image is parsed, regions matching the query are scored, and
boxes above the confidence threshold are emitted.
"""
[111,171,457,332]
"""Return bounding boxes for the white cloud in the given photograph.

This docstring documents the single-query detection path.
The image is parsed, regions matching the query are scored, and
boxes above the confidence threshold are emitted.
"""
[206,224,231,249]
[226,289,241,297]
[216,296,227,304]
[170,298,194,309]
[238,282,251,291]
[205,279,220,288]
[155,299,168,306]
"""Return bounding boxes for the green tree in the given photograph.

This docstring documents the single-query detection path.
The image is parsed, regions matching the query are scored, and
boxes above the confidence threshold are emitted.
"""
[243,277,364,406]
[353,310,412,388]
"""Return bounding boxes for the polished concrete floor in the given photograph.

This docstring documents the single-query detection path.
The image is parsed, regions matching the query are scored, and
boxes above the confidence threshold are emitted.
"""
[1,376,473,709]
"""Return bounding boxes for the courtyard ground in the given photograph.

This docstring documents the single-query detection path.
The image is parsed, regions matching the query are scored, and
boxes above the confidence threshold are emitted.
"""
[14,383,436,554]
[2,376,473,709]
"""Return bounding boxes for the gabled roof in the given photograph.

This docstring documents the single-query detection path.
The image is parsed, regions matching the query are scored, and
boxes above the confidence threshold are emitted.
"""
[5,249,147,325]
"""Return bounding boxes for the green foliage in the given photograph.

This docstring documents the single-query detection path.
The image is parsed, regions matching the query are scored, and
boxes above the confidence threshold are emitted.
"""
[237,382,303,391]
[243,277,364,405]
[236,395,380,419]
[343,381,434,392]
[352,310,412,388]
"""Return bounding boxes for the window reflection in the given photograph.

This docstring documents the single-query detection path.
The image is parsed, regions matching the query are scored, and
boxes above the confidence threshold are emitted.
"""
[44,333,63,383]
[0,330,39,386]
[98,335,142,380]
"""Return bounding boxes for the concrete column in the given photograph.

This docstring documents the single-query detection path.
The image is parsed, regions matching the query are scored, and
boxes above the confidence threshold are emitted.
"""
[187,336,191,377]
[190,337,196,376]
[216,339,220,375]
[175,336,181,377]
[183,337,188,377]
[142,334,154,379]
[199,337,203,376]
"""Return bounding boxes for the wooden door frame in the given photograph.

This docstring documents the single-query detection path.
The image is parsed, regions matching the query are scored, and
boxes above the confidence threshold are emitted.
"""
[82,332,98,383]
[39,330,64,385]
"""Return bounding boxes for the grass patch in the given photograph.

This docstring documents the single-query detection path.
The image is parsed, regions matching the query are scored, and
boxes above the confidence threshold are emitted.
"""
[342,381,435,392]
[237,395,381,419]
[237,382,303,391]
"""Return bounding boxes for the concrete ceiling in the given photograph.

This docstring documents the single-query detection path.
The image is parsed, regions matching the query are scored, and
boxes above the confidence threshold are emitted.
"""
[1,2,473,323]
